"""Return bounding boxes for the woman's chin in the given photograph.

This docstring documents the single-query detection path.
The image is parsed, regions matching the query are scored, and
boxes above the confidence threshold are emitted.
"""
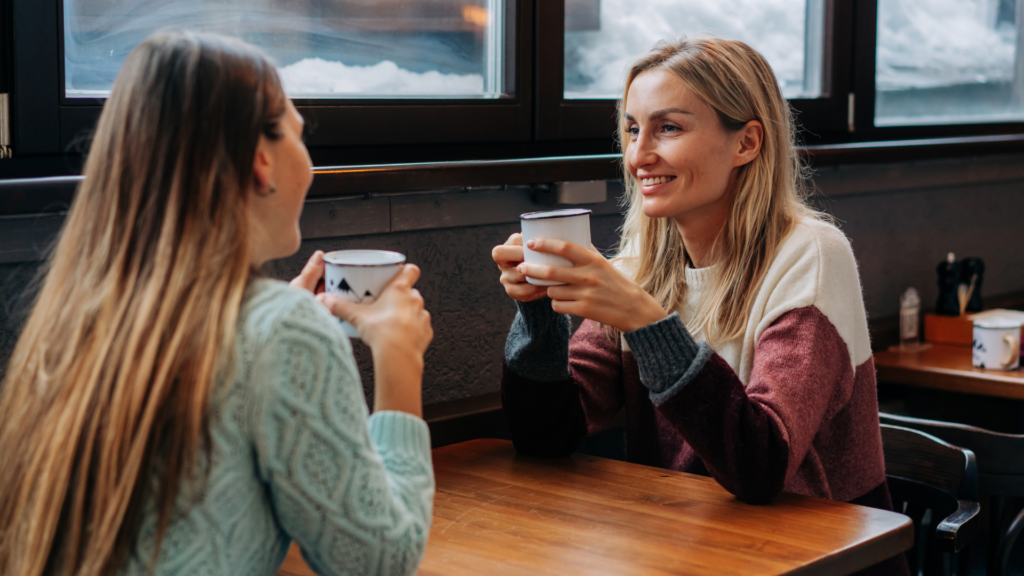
[641,199,678,220]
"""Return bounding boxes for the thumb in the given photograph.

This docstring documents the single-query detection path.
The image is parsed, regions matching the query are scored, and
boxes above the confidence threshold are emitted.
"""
[290,251,325,292]
[316,293,364,325]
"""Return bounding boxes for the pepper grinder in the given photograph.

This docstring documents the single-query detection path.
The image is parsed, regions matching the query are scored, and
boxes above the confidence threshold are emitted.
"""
[935,252,961,316]
[959,257,984,313]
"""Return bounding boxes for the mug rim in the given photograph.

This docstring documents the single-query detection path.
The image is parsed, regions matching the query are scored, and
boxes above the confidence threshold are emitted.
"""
[520,208,592,221]
[323,249,406,267]
[974,324,1024,330]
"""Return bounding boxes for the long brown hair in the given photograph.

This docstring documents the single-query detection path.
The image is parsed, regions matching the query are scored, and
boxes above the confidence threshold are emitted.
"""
[614,37,823,345]
[0,32,286,575]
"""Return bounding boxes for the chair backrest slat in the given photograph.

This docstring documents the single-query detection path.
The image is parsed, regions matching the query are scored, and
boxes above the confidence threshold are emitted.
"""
[881,424,974,498]
[879,413,1024,477]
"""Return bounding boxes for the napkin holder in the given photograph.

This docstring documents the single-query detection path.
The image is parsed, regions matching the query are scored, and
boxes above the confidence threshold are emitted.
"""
[924,309,1024,347]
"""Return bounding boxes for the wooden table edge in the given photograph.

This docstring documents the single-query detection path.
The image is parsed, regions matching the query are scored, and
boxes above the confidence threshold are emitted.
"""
[875,363,1024,400]
[784,514,914,576]
[430,439,916,576]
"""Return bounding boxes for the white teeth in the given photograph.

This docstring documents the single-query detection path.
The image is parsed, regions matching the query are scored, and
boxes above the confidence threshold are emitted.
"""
[641,176,674,185]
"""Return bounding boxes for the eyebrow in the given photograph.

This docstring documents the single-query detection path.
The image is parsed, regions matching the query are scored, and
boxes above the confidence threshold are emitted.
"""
[623,108,693,122]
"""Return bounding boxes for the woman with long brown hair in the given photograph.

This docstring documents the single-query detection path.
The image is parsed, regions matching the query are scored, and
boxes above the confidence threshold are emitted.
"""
[494,37,906,575]
[0,32,434,576]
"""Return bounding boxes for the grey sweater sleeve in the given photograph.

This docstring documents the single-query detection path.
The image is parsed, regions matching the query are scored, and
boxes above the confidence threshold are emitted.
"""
[504,298,573,382]
[622,312,714,405]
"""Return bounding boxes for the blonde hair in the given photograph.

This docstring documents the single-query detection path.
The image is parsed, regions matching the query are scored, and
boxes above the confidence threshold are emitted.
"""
[0,32,286,575]
[614,37,822,345]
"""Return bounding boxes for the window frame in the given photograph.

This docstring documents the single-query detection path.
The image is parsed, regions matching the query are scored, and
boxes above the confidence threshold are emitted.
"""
[535,0,856,144]
[15,0,535,157]
[851,0,1024,139]
[3,0,1024,167]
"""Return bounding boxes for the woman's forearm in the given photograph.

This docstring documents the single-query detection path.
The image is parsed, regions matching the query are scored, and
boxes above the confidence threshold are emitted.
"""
[372,346,424,418]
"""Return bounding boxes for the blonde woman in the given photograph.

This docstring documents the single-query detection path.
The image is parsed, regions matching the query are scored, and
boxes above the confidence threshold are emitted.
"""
[0,33,433,576]
[494,38,905,575]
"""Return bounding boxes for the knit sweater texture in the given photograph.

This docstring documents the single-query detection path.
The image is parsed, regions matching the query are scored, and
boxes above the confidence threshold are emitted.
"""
[503,217,906,575]
[121,278,434,576]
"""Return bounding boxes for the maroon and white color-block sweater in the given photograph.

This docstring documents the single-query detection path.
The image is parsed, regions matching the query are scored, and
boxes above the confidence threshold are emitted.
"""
[502,218,906,575]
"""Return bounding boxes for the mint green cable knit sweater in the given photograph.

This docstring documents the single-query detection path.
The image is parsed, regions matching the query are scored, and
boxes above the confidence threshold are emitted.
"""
[120,278,434,576]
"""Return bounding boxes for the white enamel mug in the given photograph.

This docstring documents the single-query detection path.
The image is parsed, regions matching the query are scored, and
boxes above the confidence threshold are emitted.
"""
[323,249,406,338]
[972,317,1022,370]
[519,208,592,286]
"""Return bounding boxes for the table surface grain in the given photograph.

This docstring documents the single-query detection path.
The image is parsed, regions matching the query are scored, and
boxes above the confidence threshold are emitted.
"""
[874,343,1024,400]
[278,439,911,576]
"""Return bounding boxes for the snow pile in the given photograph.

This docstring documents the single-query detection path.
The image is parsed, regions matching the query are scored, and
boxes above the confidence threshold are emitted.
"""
[278,58,486,97]
[877,0,1016,90]
[564,0,808,98]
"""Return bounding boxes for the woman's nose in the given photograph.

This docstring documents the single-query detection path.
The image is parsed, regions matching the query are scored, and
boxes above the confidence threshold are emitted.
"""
[629,130,658,168]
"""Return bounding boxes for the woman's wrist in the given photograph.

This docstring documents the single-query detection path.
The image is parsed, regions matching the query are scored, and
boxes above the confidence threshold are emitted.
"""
[370,345,424,417]
[618,298,669,333]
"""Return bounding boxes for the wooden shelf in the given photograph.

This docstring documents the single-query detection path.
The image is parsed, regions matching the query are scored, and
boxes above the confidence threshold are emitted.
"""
[874,344,1024,400]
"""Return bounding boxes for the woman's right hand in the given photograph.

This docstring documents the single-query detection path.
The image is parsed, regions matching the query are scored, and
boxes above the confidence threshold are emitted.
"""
[317,265,432,417]
[492,233,548,303]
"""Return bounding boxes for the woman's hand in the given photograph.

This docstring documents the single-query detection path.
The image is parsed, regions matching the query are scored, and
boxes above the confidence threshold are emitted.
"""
[518,238,669,333]
[289,250,326,295]
[317,264,433,354]
[492,233,548,303]
[316,265,432,417]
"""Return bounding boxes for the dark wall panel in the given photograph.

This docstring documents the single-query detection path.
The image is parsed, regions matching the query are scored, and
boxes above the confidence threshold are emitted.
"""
[3,154,1024,405]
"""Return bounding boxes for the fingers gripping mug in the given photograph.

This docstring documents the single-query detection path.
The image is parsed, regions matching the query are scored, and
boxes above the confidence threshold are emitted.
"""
[519,208,592,286]
[323,249,405,338]
[972,317,1022,370]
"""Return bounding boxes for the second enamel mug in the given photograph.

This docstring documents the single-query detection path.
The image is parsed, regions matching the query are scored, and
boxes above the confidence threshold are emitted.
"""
[519,208,592,286]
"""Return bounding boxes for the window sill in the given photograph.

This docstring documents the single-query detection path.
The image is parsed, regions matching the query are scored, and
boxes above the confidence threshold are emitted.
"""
[1,134,1022,216]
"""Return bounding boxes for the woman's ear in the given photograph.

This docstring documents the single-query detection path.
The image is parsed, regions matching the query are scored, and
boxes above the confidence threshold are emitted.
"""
[251,136,273,193]
[733,120,763,167]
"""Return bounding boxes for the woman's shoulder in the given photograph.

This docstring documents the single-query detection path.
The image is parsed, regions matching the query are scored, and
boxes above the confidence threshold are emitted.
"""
[768,216,859,287]
[781,216,855,264]
[758,216,871,365]
[237,277,348,355]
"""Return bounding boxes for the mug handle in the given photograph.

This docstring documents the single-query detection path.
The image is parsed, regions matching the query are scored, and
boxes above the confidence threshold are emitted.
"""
[1001,334,1020,368]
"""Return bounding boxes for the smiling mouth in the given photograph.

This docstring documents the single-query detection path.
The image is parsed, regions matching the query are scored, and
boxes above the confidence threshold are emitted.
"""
[640,176,676,186]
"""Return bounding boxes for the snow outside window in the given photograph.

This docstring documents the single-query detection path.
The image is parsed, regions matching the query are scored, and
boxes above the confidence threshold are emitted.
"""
[63,0,508,99]
[876,0,1024,125]
[563,0,825,99]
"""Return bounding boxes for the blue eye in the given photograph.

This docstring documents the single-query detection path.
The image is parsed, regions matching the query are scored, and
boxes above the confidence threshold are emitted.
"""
[627,126,639,136]
[662,124,679,133]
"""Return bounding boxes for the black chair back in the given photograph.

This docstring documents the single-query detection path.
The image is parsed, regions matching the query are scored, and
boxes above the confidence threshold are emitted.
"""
[881,424,981,576]
[881,413,1024,576]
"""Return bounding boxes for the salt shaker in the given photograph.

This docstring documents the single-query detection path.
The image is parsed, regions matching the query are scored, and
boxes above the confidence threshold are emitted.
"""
[900,287,921,350]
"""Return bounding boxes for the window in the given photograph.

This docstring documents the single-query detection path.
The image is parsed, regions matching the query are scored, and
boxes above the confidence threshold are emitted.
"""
[3,0,1024,163]
[63,0,511,99]
[563,0,825,99]
[875,0,1024,126]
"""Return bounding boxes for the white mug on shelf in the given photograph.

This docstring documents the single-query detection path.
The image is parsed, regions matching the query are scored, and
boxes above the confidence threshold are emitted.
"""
[972,317,1022,370]
[519,208,592,286]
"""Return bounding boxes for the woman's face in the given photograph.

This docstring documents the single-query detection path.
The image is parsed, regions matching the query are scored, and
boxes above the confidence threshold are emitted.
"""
[249,99,313,265]
[623,68,753,228]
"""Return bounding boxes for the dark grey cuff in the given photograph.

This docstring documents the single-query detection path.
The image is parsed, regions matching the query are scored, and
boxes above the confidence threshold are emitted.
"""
[504,298,572,382]
[622,312,713,403]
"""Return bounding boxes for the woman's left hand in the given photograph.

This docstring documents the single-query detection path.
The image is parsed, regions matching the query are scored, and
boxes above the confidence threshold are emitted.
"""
[289,250,326,295]
[518,238,669,333]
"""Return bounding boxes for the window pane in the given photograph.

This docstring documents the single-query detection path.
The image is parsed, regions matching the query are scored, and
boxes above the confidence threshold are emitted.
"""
[63,0,509,99]
[876,0,1024,126]
[564,0,824,100]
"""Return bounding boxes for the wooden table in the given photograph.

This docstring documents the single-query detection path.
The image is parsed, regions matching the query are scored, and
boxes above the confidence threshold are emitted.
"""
[874,343,1024,400]
[279,439,911,576]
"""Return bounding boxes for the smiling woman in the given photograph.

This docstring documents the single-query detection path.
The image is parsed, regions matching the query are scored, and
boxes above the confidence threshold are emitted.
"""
[494,36,910,576]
